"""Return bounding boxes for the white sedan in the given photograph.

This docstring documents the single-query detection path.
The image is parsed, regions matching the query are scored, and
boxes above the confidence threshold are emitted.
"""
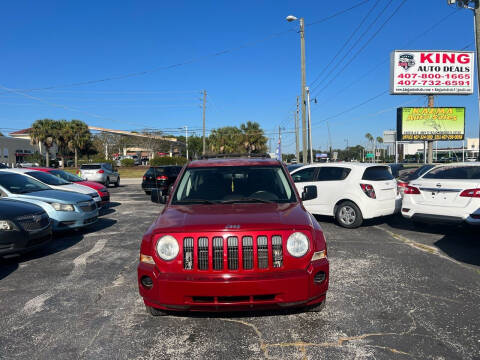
[401,163,480,226]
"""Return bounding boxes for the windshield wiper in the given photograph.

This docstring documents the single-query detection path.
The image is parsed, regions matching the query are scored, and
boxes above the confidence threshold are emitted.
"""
[220,197,275,204]
[175,199,217,204]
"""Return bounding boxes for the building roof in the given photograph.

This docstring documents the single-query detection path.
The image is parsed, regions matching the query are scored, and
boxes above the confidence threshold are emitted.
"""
[9,128,31,136]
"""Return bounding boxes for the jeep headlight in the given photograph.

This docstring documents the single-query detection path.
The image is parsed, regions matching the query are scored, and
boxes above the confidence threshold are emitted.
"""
[287,232,309,258]
[156,235,179,261]
[0,220,13,231]
[50,203,75,211]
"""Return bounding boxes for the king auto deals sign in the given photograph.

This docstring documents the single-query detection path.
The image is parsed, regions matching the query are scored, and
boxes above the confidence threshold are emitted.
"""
[390,50,474,95]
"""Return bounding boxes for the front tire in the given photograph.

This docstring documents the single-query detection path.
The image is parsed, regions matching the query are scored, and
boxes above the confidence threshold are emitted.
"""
[335,201,363,228]
[105,177,110,187]
[146,305,168,316]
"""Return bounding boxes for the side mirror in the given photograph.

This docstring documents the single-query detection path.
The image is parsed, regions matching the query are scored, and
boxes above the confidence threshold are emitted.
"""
[301,185,317,201]
[151,189,167,204]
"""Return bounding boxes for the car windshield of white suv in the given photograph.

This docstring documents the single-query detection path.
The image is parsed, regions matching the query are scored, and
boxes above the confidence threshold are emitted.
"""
[26,171,71,186]
[50,170,83,182]
[172,166,296,204]
[0,173,51,193]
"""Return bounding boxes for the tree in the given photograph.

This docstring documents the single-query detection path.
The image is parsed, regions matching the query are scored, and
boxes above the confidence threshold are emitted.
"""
[67,120,91,168]
[240,121,267,154]
[55,120,72,169]
[30,119,58,167]
[376,136,384,161]
[208,126,243,154]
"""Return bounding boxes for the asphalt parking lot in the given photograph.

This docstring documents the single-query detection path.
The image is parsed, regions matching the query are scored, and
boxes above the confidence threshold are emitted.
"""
[1,184,479,360]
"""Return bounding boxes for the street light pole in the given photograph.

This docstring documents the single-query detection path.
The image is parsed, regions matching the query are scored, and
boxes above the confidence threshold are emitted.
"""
[448,0,480,159]
[287,15,307,164]
[306,86,313,163]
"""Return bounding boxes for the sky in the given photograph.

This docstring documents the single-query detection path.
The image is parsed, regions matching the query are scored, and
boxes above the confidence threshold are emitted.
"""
[0,0,478,154]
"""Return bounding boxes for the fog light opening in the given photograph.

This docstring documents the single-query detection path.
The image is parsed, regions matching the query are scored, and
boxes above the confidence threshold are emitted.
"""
[314,271,326,284]
[141,276,153,289]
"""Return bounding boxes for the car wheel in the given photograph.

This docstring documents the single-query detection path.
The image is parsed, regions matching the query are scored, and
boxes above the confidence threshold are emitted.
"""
[115,177,120,187]
[145,305,168,316]
[145,191,151,195]
[105,177,110,187]
[305,300,326,313]
[335,201,363,228]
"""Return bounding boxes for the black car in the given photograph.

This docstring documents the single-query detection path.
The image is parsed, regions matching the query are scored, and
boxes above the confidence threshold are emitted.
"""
[0,163,8,169]
[141,166,182,195]
[0,199,52,257]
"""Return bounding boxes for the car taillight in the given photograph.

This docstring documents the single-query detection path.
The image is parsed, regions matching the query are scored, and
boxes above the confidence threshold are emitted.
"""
[397,181,408,195]
[404,186,421,195]
[459,188,480,198]
[97,169,104,174]
[143,176,146,180]
[360,184,376,199]
[156,175,168,181]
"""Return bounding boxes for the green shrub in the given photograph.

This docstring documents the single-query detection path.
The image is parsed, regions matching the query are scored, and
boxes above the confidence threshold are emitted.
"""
[78,158,116,168]
[149,157,187,166]
[120,158,135,167]
[24,152,45,166]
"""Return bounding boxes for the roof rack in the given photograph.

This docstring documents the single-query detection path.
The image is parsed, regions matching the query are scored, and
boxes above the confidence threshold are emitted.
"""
[199,153,271,160]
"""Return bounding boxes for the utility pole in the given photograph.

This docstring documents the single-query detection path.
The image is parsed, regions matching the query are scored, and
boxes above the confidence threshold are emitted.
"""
[184,126,188,160]
[427,95,434,164]
[202,90,207,156]
[306,86,313,163]
[295,96,300,163]
[278,126,282,161]
[300,18,307,164]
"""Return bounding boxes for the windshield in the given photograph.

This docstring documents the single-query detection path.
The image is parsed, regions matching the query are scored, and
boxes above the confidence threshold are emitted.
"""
[50,170,83,182]
[172,166,296,204]
[0,173,51,193]
[26,171,71,186]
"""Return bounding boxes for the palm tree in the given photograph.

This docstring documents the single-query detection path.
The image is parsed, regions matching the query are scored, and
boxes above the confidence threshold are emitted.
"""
[55,120,72,169]
[30,119,58,167]
[208,126,243,154]
[67,120,91,168]
[240,121,267,154]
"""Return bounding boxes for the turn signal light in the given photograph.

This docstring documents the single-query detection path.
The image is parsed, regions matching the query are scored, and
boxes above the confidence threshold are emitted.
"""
[404,186,421,195]
[143,176,146,180]
[140,254,155,264]
[360,184,376,199]
[459,188,480,198]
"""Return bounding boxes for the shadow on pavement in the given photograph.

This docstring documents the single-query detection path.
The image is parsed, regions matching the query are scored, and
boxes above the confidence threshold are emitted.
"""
[0,218,117,281]
[108,202,121,208]
[434,230,480,266]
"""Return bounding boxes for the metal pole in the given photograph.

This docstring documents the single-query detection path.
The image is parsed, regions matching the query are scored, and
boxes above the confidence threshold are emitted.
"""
[202,90,207,155]
[473,2,480,160]
[300,18,307,164]
[427,95,434,163]
[295,96,300,163]
[185,126,188,160]
[306,86,313,163]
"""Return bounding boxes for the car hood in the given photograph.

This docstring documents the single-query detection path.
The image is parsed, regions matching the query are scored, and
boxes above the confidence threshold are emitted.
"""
[0,199,44,218]
[152,202,314,233]
[50,183,93,195]
[75,180,104,190]
[16,190,92,204]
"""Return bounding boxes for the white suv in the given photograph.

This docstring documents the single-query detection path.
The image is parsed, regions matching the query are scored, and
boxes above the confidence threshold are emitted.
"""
[290,163,401,228]
[401,163,480,226]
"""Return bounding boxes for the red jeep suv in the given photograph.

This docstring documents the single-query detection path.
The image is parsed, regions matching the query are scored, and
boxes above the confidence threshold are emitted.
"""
[137,157,329,315]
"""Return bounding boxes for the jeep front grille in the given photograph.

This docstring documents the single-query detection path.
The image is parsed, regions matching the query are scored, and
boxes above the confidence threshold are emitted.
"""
[183,235,283,271]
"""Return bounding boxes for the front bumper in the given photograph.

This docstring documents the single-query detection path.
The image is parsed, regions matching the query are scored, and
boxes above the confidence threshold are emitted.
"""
[138,259,329,312]
[402,205,480,225]
[53,209,99,231]
[0,223,52,256]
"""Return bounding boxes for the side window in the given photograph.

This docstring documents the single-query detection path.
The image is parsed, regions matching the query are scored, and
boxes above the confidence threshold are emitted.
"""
[317,167,351,181]
[292,168,316,183]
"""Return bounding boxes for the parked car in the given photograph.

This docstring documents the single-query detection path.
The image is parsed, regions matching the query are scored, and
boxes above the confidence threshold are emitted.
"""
[0,199,52,257]
[388,163,404,178]
[402,163,480,226]
[396,164,435,196]
[0,171,98,231]
[290,163,401,228]
[27,167,110,209]
[79,163,120,187]
[287,163,305,173]
[138,157,329,315]
[0,163,8,169]
[141,166,182,195]
[2,168,102,206]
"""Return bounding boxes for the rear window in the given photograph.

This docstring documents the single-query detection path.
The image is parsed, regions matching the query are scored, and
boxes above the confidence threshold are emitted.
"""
[362,166,394,181]
[317,167,351,181]
[423,166,480,180]
[26,171,70,185]
[81,165,101,170]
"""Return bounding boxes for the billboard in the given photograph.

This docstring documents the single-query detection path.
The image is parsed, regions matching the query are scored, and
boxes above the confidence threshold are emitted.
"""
[396,107,465,141]
[390,50,474,95]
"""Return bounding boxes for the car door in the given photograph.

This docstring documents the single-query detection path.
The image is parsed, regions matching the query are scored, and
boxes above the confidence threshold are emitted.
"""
[291,167,320,214]
[314,166,352,215]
